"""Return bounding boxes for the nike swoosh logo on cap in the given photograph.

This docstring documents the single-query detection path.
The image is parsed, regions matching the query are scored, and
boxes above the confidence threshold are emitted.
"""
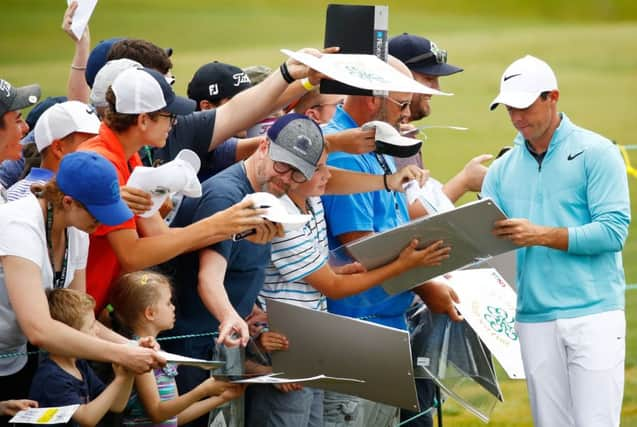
[503,73,522,81]
[567,151,584,161]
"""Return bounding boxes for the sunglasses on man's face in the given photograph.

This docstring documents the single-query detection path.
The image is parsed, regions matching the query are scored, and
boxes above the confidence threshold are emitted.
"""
[384,96,411,112]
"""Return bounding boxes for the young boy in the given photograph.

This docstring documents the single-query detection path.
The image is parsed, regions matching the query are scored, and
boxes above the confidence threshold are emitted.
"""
[28,289,134,426]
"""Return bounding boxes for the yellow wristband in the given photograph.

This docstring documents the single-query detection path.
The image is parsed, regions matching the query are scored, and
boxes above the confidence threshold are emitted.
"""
[301,77,316,91]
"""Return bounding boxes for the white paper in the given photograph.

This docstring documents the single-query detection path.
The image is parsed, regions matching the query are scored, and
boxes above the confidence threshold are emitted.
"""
[403,178,455,214]
[442,268,525,379]
[158,350,225,370]
[232,373,365,385]
[127,154,201,218]
[281,49,452,96]
[10,404,79,424]
[67,0,98,40]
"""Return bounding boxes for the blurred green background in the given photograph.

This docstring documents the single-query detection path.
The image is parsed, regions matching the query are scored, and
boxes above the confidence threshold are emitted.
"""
[2,1,636,425]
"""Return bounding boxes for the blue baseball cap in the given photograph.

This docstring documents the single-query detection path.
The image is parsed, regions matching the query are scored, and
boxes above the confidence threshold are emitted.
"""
[85,37,125,88]
[389,33,463,77]
[57,151,133,226]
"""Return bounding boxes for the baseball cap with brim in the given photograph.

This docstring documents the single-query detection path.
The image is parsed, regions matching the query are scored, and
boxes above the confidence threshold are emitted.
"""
[267,113,324,180]
[388,33,463,77]
[90,58,142,108]
[112,67,195,115]
[34,101,100,152]
[0,80,41,116]
[489,55,558,111]
[244,192,311,230]
[58,151,133,226]
[362,120,423,158]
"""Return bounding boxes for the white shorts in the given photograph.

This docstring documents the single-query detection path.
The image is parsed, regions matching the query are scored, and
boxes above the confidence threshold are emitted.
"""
[516,310,625,427]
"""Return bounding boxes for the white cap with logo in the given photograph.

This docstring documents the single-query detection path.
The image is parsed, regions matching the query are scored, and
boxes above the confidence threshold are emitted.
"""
[489,55,558,111]
[34,101,101,152]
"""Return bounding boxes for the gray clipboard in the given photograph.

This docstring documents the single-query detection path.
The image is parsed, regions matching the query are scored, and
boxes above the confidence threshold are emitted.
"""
[267,299,419,411]
[341,198,519,294]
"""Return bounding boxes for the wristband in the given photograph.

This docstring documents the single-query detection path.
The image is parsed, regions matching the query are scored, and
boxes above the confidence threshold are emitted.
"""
[279,62,295,84]
[71,64,87,71]
[383,174,391,192]
[301,77,316,91]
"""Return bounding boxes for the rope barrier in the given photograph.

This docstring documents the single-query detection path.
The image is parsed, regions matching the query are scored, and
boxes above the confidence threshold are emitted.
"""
[396,399,439,426]
[0,331,219,360]
[618,145,637,180]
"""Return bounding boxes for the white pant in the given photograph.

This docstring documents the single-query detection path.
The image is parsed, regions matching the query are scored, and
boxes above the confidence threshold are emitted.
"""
[516,310,625,427]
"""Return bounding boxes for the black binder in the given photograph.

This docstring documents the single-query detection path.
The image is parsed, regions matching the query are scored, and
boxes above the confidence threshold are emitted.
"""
[322,4,389,96]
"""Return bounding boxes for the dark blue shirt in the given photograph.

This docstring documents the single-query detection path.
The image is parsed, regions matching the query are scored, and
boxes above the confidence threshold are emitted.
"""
[28,357,105,427]
[168,162,272,336]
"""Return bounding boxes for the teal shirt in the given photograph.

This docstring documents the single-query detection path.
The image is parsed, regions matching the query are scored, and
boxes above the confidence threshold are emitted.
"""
[482,113,630,322]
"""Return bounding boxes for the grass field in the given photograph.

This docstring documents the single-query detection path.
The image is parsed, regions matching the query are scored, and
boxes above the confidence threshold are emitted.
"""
[2,1,636,425]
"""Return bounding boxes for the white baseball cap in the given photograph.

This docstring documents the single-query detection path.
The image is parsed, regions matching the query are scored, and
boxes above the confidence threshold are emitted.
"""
[489,55,558,111]
[362,120,422,158]
[111,67,195,115]
[34,101,101,152]
[244,192,311,230]
[90,58,142,108]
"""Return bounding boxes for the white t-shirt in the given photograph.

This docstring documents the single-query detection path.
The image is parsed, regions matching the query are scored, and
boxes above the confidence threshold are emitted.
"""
[259,196,328,312]
[0,194,89,375]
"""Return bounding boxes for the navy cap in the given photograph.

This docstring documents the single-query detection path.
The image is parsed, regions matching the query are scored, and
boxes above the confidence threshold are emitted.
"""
[389,33,463,76]
[187,61,251,105]
[57,151,133,226]
[85,37,125,88]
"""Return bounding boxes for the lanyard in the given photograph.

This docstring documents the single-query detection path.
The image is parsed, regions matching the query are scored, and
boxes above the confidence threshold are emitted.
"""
[373,152,401,215]
[46,202,69,289]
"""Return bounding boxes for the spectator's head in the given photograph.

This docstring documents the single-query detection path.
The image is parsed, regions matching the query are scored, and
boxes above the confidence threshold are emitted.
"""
[85,37,125,88]
[293,90,344,124]
[26,96,68,131]
[46,288,96,334]
[490,55,559,144]
[90,58,142,118]
[104,67,195,144]
[289,146,330,200]
[344,56,414,129]
[34,101,100,171]
[250,113,324,197]
[33,151,133,231]
[107,39,173,81]
[0,79,40,162]
[187,61,251,110]
[110,271,174,338]
[389,34,462,120]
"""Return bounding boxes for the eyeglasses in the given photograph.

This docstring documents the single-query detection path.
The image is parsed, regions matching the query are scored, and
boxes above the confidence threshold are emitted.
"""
[272,161,307,183]
[384,96,411,112]
[404,41,448,65]
[157,112,178,126]
[310,99,345,109]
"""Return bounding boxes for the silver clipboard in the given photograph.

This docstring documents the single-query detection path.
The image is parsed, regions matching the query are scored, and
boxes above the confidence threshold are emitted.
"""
[339,198,519,294]
[267,299,419,411]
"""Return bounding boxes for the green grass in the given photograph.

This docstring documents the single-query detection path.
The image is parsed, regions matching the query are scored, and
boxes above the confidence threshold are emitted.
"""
[2,1,636,425]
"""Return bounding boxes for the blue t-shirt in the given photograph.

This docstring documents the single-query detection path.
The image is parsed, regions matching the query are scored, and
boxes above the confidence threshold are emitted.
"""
[320,106,413,330]
[28,357,105,427]
[167,162,272,337]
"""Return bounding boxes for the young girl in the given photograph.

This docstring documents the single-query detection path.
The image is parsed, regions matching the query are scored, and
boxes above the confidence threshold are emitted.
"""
[110,271,244,426]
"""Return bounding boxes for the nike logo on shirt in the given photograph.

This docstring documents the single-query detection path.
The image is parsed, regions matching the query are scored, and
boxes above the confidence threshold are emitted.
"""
[503,73,522,81]
[568,151,584,160]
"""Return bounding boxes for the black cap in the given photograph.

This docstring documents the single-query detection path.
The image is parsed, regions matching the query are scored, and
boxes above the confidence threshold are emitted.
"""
[187,61,251,105]
[389,33,463,76]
